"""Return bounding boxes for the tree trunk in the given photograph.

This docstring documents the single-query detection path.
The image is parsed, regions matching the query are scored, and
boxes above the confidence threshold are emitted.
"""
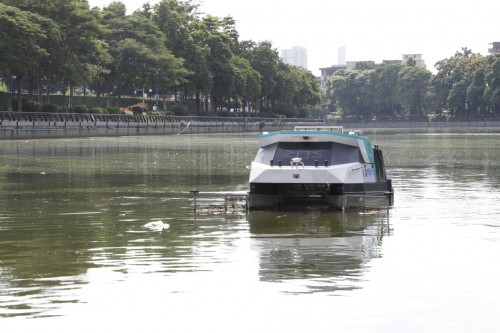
[62,82,67,113]
[69,83,74,110]
[107,90,111,108]
[38,69,43,104]
[46,72,52,104]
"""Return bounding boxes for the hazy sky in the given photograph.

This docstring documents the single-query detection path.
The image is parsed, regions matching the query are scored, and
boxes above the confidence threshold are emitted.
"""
[88,0,499,75]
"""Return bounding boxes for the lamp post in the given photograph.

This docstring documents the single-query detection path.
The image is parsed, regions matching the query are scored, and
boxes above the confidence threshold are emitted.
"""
[11,75,16,95]
[155,83,159,111]
[11,75,17,111]
[83,83,86,106]
[148,89,153,114]
[155,72,159,111]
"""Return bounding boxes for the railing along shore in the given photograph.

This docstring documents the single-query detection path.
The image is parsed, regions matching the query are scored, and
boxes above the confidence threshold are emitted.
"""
[1,111,500,140]
[0,112,324,139]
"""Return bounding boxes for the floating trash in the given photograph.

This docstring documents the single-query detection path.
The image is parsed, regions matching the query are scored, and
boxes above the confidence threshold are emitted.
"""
[143,220,170,231]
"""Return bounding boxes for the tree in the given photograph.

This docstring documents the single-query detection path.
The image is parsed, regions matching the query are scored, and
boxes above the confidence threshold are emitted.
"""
[466,63,487,119]
[484,56,500,117]
[154,0,209,111]
[431,47,481,118]
[369,65,401,120]
[250,41,279,113]
[326,69,366,120]
[397,66,432,119]
[202,15,236,112]
[0,3,61,110]
[230,55,261,113]
[101,7,186,108]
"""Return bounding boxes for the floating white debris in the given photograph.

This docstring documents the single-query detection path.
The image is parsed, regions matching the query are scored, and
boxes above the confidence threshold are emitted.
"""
[143,220,170,231]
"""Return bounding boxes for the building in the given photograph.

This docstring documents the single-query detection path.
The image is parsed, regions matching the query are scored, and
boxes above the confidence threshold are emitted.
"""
[281,46,308,69]
[402,54,426,68]
[338,46,346,65]
[488,42,500,55]
[319,65,346,87]
[319,52,427,88]
[346,60,376,69]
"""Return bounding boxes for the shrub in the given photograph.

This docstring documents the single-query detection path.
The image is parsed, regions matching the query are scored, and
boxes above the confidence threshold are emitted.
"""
[73,105,88,113]
[170,103,190,116]
[10,96,29,111]
[217,110,232,117]
[23,100,42,113]
[106,107,121,114]
[89,107,104,114]
[129,103,147,115]
[41,103,59,113]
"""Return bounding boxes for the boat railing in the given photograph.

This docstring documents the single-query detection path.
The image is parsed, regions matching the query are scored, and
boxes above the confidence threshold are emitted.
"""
[189,190,248,214]
[341,192,393,211]
[294,125,343,132]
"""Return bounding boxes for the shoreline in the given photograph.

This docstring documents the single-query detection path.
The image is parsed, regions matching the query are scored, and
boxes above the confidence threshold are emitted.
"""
[1,112,499,140]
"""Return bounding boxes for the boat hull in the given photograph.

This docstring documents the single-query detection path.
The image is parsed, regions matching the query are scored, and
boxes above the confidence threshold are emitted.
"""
[248,180,393,210]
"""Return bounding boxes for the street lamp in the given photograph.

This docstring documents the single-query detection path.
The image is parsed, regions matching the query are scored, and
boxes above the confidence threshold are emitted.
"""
[11,75,17,111]
[11,75,16,95]
[155,83,159,110]
[148,89,153,114]
[155,72,159,111]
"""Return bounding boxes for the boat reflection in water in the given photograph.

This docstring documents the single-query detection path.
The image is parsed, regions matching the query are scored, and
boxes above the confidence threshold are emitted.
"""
[248,209,391,294]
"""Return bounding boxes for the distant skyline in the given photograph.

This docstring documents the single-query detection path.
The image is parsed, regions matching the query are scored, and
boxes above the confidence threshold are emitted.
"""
[88,0,499,75]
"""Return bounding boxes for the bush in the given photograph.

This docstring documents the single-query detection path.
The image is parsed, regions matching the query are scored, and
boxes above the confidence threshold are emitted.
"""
[41,103,59,113]
[73,105,88,113]
[106,107,121,114]
[128,103,147,115]
[89,107,104,114]
[23,100,42,113]
[217,110,230,117]
[10,96,29,111]
[170,103,190,116]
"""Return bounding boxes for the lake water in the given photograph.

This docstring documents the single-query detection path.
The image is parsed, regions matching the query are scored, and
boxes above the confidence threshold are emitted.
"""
[1,130,500,332]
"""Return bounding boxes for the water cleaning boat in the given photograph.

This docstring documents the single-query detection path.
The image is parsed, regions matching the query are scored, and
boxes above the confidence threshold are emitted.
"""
[247,126,393,210]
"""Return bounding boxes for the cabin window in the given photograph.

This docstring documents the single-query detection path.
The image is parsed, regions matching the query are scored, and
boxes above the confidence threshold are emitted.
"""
[274,142,361,166]
[331,142,363,164]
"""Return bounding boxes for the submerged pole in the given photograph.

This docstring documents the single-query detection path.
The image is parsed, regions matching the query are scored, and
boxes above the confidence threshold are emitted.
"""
[190,189,199,213]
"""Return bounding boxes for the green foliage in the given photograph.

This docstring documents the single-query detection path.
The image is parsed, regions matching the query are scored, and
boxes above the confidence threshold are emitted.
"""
[106,107,122,114]
[41,103,58,113]
[10,96,28,112]
[4,2,500,120]
[170,103,190,116]
[89,107,104,114]
[73,105,88,113]
[129,103,147,115]
[23,100,42,112]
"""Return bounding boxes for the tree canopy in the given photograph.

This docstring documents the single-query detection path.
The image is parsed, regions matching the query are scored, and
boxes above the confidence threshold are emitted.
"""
[326,50,500,121]
[0,0,321,116]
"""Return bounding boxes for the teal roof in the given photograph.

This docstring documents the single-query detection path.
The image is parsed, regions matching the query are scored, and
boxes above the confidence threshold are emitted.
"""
[258,130,375,164]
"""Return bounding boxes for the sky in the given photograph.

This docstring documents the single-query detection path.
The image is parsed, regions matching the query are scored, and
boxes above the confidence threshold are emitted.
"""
[88,0,499,76]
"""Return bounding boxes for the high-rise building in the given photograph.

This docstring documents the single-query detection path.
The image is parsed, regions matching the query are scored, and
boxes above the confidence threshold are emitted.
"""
[281,46,308,69]
[338,46,346,65]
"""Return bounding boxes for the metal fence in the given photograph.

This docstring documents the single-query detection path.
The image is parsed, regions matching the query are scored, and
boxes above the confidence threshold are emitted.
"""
[0,111,325,139]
